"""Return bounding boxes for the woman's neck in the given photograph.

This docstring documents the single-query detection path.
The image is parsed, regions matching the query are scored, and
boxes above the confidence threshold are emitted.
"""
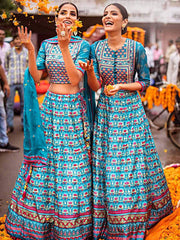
[107,33,126,51]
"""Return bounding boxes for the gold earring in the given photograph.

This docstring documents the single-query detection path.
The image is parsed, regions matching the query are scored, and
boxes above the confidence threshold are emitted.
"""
[122,24,126,30]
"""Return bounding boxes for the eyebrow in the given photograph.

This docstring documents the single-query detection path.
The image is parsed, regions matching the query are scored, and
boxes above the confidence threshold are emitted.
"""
[104,10,119,14]
[60,10,76,14]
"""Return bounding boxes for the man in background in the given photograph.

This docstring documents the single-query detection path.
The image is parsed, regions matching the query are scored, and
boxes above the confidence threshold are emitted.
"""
[5,33,28,133]
[167,37,180,88]
[165,40,176,71]
[0,27,10,71]
[0,58,20,152]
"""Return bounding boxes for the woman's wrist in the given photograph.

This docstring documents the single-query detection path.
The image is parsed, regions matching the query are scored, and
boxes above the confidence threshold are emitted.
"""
[117,84,122,91]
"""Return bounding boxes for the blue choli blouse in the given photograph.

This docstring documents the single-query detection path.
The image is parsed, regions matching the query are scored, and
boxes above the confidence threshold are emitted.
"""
[91,38,150,91]
[36,35,90,84]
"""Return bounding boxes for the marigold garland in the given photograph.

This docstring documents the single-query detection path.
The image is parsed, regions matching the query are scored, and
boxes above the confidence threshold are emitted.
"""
[141,84,180,112]
[83,24,105,38]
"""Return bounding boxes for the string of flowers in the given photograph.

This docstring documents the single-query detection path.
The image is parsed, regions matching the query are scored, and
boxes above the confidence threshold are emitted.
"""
[83,24,107,38]
[123,26,145,46]
[141,84,180,112]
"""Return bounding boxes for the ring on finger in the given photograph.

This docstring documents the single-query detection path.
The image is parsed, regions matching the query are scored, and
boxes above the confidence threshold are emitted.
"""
[60,31,65,37]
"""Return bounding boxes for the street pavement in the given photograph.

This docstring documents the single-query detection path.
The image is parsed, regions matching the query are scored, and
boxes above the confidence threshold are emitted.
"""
[0,115,180,217]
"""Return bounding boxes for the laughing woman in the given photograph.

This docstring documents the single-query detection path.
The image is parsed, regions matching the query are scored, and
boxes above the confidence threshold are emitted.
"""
[80,3,173,240]
[5,2,92,239]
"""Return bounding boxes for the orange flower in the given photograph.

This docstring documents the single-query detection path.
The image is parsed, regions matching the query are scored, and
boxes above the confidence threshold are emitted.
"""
[17,7,22,13]
[71,20,83,34]
[1,12,7,19]
[106,85,114,92]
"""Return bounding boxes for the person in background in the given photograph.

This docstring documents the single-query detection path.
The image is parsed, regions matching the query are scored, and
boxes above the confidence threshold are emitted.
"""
[153,43,164,67]
[0,27,10,71]
[145,42,154,73]
[5,33,28,133]
[167,37,180,88]
[165,39,176,71]
[0,58,20,152]
[5,2,93,239]
[80,2,173,239]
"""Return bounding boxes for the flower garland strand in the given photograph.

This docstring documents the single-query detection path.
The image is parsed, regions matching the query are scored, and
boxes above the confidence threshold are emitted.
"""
[141,84,180,112]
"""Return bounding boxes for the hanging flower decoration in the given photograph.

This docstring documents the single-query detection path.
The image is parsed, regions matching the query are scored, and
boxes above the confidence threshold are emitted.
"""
[141,84,180,112]
[123,27,146,46]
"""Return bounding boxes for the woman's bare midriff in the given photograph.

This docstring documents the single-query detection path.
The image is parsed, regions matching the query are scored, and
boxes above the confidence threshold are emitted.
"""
[48,83,80,95]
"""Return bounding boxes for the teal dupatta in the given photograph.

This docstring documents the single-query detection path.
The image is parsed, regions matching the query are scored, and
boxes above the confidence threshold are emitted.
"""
[23,68,48,167]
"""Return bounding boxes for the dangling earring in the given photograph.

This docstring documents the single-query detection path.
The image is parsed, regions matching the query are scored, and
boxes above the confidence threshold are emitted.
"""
[122,24,126,30]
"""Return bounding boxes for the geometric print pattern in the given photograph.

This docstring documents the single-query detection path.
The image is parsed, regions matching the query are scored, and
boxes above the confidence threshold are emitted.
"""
[92,91,173,239]
[91,38,150,91]
[36,36,90,84]
[5,91,92,239]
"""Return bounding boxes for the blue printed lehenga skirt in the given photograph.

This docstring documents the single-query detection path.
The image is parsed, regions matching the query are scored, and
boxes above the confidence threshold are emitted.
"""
[92,91,173,240]
[5,91,92,240]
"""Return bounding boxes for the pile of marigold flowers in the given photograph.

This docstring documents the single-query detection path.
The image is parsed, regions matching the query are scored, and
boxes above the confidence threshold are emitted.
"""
[159,165,180,239]
[0,215,12,240]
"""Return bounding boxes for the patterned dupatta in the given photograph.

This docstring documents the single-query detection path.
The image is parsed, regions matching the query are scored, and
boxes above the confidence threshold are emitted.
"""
[23,68,48,167]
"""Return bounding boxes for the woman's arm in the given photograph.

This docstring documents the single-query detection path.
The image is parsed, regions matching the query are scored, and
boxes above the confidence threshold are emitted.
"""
[79,42,101,92]
[18,26,43,83]
[56,23,83,86]
[79,60,101,92]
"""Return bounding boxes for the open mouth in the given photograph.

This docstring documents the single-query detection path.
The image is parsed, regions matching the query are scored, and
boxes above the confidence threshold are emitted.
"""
[63,20,73,25]
[105,21,114,26]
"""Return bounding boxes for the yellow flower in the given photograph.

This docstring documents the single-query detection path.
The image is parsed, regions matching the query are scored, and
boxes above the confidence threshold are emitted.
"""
[106,85,114,92]
[13,20,19,26]
[1,12,7,19]
[75,20,83,28]
[17,7,22,13]
[71,20,83,33]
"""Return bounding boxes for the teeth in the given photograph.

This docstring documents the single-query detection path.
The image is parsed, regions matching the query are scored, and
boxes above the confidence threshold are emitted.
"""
[64,20,72,24]
[105,21,113,25]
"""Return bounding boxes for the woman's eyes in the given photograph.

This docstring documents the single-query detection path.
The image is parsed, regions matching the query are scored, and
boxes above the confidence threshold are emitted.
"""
[70,12,76,16]
[60,11,67,15]
[103,12,118,17]
[59,11,76,16]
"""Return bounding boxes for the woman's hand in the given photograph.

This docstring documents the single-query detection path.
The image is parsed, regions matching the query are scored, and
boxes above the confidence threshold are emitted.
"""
[3,83,10,98]
[79,59,94,72]
[104,84,122,96]
[56,22,71,49]
[18,26,34,51]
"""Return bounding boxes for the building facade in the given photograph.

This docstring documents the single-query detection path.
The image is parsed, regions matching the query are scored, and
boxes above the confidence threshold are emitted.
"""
[24,0,180,53]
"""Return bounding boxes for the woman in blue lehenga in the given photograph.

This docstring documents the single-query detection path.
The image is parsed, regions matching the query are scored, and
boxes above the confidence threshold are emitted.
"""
[80,3,173,240]
[5,2,93,239]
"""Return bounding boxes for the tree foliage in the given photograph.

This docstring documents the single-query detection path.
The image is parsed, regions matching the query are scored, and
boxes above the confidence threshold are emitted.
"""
[0,0,16,14]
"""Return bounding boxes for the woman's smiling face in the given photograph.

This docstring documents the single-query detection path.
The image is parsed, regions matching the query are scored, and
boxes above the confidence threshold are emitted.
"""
[56,4,78,30]
[102,5,128,33]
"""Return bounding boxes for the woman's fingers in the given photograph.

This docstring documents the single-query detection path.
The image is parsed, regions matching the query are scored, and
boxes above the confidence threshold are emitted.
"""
[28,30,32,41]
[79,61,87,69]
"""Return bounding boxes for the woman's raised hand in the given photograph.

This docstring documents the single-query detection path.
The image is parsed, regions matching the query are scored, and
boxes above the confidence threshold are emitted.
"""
[56,22,71,49]
[79,59,94,72]
[18,26,34,51]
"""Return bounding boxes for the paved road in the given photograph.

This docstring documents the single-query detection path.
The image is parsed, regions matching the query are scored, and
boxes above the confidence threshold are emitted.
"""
[0,115,180,216]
